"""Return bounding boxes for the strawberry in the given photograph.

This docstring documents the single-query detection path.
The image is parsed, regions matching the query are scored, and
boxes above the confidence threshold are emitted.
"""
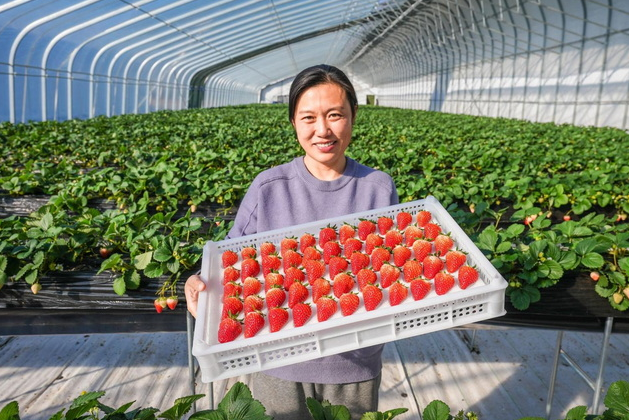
[243,277,262,298]
[370,247,391,271]
[423,222,442,240]
[404,225,424,246]
[288,281,309,308]
[268,307,289,332]
[356,268,377,291]
[223,266,240,284]
[365,233,384,254]
[223,281,242,298]
[319,225,337,248]
[316,296,337,322]
[154,297,167,313]
[261,253,281,276]
[392,245,412,267]
[322,241,342,264]
[377,216,394,234]
[222,250,238,268]
[412,239,433,262]
[282,249,302,271]
[266,286,286,308]
[218,316,242,343]
[241,258,260,281]
[339,292,360,316]
[343,238,363,259]
[260,241,276,257]
[265,271,284,292]
[283,266,305,289]
[302,246,322,261]
[280,237,299,254]
[410,278,432,300]
[384,230,403,248]
[166,296,178,310]
[434,234,454,257]
[299,233,317,253]
[350,252,371,274]
[244,311,265,338]
[396,211,413,231]
[243,294,264,314]
[590,271,600,281]
[339,223,356,244]
[422,255,444,279]
[241,246,257,260]
[402,259,423,282]
[416,210,432,227]
[389,281,408,306]
[357,219,376,241]
[332,272,355,298]
[362,284,383,311]
[458,265,479,289]
[328,256,349,279]
[434,272,455,295]
[304,259,326,284]
[312,278,331,303]
[292,302,312,327]
[380,262,401,288]
[445,250,467,273]
[222,296,243,318]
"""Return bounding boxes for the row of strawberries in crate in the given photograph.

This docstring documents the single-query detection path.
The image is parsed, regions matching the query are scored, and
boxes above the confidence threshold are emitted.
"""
[216,210,480,343]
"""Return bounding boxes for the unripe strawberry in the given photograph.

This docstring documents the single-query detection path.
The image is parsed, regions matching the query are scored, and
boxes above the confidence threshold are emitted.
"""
[612,292,623,304]
[154,297,167,313]
[30,283,42,295]
[166,296,178,310]
[589,272,600,281]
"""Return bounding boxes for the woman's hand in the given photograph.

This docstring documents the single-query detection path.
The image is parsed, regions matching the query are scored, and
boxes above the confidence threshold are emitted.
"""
[184,274,206,318]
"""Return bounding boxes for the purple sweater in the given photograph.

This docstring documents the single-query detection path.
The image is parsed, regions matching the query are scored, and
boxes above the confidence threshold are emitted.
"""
[228,156,398,384]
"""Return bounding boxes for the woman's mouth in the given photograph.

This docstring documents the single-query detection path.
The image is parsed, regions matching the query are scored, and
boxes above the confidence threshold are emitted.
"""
[315,141,336,151]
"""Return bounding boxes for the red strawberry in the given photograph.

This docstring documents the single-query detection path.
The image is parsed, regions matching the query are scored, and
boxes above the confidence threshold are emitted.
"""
[282,249,302,271]
[302,246,322,261]
[283,266,305,289]
[222,296,243,318]
[370,247,391,271]
[350,252,371,274]
[243,294,264,314]
[416,210,432,227]
[423,222,442,240]
[223,281,242,298]
[362,284,383,311]
[243,277,262,298]
[402,259,423,282]
[304,259,326,285]
[332,272,355,298]
[221,250,238,268]
[396,211,413,231]
[265,271,284,292]
[339,292,360,316]
[380,262,401,288]
[434,234,454,257]
[445,250,467,273]
[299,233,317,253]
[410,278,431,300]
[316,296,337,322]
[339,223,356,244]
[356,268,377,291]
[154,297,167,313]
[319,225,337,248]
[458,265,479,289]
[434,272,455,295]
[266,286,286,308]
[389,281,408,306]
[312,277,331,303]
[404,226,424,246]
[322,241,342,264]
[328,256,349,279]
[343,238,363,259]
[241,246,257,260]
[268,307,289,332]
[357,219,376,241]
[292,302,312,327]
[412,239,433,262]
[218,316,242,343]
[422,255,444,279]
[241,258,260,281]
[261,253,281,276]
[288,281,309,308]
[223,266,240,284]
[244,311,265,338]
[392,245,412,267]
[377,216,394,234]
[166,296,178,310]
[260,241,276,257]
[280,237,299,254]
[365,233,384,254]
[384,230,403,248]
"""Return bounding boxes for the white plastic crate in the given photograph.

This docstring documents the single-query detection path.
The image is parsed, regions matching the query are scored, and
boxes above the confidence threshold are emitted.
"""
[192,195,507,382]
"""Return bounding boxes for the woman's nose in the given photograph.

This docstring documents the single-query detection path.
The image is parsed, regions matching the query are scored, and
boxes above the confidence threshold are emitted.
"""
[315,118,330,136]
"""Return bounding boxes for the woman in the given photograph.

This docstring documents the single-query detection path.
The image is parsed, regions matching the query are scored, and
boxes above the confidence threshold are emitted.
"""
[185,64,398,419]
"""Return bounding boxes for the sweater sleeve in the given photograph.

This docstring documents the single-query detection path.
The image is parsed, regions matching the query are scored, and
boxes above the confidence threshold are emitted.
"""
[226,178,261,239]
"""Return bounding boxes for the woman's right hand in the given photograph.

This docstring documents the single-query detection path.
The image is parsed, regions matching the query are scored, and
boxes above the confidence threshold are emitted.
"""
[184,274,207,318]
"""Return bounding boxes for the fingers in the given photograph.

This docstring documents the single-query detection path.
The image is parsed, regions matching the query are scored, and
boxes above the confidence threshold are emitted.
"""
[184,274,207,319]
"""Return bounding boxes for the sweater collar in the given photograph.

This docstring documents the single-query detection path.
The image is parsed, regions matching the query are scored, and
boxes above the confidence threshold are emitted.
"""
[294,156,356,192]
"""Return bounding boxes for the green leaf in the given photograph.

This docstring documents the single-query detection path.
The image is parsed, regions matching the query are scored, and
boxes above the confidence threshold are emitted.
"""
[422,400,451,420]
[158,394,205,420]
[538,260,564,280]
[134,251,153,270]
[0,401,20,420]
[65,391,105,420]
[153,247,173,262]
[495,241,513,254]
[510,286,541,311]
[124,270,141,290]
[0,255,7,273]
[143,262,164,278]
[564,405,587,420]
[619,257,629,273]
[477,227,498,251]
[189,410,227,420]
[505,223,525,237]
[113,275,126,296]
[604,380,629,414]
[575,238,598,256]
[98,253,123,274]
[580,252,605,269]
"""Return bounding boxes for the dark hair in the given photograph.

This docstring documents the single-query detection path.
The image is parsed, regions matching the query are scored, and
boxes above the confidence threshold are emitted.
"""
[288,64,358,123]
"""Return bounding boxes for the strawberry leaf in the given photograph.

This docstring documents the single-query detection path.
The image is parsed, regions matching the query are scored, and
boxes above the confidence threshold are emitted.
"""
[134,251,153,270]
[157,394,204,420]
[604,380,629,415]
[421,400,451,420]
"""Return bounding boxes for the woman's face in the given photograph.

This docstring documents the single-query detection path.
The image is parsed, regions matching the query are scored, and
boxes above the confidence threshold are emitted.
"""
[291,82,355,178]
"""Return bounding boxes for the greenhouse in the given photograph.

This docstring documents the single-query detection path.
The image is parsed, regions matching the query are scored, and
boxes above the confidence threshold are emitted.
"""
[1,0,629,419]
